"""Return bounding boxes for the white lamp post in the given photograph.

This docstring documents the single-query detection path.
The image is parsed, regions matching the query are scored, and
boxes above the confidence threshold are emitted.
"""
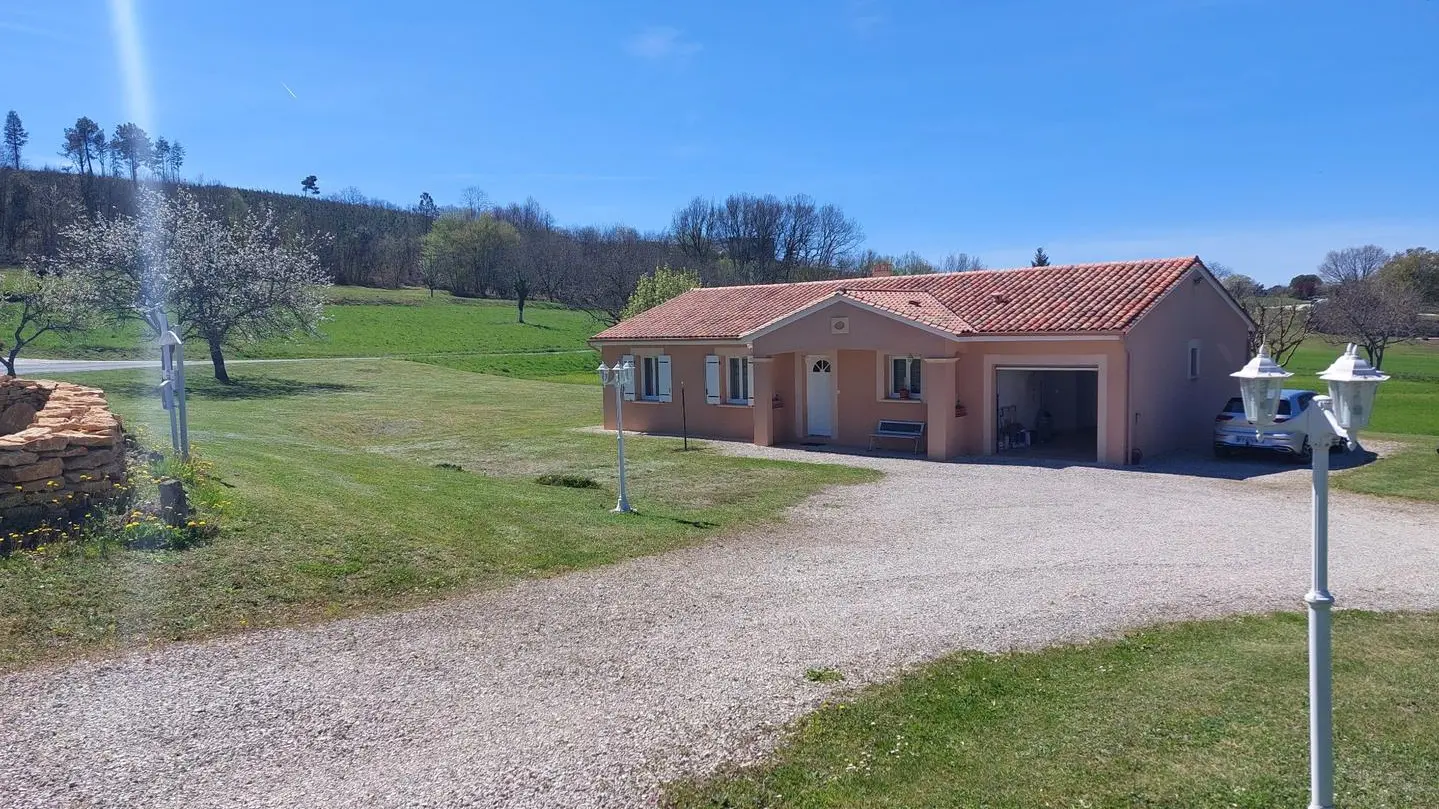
[1230,343,1388,809]
[597,361,635,513]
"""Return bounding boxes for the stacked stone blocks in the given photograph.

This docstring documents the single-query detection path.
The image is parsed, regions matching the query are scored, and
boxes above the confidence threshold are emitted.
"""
[0,378,127,523]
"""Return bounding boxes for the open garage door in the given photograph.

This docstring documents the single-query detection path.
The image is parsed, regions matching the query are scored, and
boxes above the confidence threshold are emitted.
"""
[994,366,1099,462]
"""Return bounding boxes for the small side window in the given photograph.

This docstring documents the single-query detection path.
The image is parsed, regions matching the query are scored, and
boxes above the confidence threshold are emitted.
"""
[1187,340,1201,380]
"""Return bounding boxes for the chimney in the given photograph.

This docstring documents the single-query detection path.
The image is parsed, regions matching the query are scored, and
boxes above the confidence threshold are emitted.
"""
[870,260,894,278]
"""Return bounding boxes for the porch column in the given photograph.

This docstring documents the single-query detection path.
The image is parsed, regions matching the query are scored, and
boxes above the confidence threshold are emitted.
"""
[923,357,960,461]
[752,357,776,446]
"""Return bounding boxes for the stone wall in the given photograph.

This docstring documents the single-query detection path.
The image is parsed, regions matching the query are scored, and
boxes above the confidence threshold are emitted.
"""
[0,378,127,525]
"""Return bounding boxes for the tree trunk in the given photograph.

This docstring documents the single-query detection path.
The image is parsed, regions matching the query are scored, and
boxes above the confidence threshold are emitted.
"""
[517,299,525,324]
[209,338,231,384]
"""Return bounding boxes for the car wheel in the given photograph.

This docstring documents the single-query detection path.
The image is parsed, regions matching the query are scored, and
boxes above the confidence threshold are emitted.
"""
[1214,446,1232,459]
[1296,437,1313,464]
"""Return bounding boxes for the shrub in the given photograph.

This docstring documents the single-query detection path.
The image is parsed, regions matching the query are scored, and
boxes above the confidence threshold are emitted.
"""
[536,473,600,489]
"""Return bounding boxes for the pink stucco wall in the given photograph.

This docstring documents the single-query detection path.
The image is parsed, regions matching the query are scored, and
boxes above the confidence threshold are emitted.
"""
[598,280,1244,464]
[1124,270,1251,458]
[599,344,754,441]
[752,301,954,357]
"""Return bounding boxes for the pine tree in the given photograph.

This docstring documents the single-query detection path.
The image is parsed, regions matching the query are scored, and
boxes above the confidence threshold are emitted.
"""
[111,122,153,184]
[61,117,106,176]
[3,111,27,169]
[166,141,185,180]
[1031,247,1051,267]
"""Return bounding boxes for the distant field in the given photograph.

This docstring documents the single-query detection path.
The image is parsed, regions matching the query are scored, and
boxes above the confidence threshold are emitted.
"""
[1274,338,1439,501]
[1283,338,1439,437]
[6,285,603,384]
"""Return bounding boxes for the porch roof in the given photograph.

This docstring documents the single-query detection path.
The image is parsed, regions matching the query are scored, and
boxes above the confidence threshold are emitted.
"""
[594,256,1207,342]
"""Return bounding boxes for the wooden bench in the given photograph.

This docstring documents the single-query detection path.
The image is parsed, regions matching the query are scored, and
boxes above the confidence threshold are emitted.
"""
[869,419,926,453]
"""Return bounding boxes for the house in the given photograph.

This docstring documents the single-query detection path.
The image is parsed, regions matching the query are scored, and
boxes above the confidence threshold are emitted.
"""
[591,257,1252,464]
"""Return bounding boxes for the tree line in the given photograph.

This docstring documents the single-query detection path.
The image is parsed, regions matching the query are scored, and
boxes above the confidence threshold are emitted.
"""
[2,111,1043,327]
[1215,245,1439,369]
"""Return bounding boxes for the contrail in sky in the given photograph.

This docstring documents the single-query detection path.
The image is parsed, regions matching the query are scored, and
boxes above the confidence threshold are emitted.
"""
[282,82,298,99]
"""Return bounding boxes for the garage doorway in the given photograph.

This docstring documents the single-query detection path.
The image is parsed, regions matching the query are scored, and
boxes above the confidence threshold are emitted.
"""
[994,366,1099,462]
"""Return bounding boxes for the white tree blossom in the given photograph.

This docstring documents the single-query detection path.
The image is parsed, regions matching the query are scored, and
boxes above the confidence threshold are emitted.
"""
[45,190,332,382]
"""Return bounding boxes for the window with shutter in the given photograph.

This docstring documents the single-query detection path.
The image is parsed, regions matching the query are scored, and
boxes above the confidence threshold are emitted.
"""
[704,355,721,404]
[657,356,673,402]
[621,354,636,401]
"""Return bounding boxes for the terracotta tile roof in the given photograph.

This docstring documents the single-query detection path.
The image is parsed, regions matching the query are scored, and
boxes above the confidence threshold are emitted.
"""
[840,290,975,334]
[593,256,1203,341]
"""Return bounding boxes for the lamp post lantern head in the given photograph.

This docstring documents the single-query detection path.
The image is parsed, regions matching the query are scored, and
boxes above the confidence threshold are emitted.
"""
[1230,345,1293,428]
[615,360,635,389]
[1319,343,1389,435]
[597,362,612,386]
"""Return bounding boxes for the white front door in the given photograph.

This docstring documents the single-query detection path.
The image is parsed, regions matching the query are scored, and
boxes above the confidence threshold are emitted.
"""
[806,356,834,437]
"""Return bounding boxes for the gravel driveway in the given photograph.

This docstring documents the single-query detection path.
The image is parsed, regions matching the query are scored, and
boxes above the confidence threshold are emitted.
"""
[3,446,1437,808]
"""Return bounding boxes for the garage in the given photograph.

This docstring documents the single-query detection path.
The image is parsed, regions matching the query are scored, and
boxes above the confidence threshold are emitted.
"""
[994,366,1099,462]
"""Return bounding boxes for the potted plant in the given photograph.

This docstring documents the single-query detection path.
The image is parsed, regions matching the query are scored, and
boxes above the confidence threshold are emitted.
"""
[898,387,911,400]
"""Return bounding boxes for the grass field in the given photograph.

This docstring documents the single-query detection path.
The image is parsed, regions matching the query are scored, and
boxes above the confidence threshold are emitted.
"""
[667,611,1439,808]
[8,285,604,384]
[1283,338,1439,437]
[1272,339,1439,501]
[0,361,876,670]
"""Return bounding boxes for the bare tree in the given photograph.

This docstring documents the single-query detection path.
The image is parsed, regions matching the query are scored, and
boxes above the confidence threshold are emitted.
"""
[939,252,986,272]
[670,194,863,284]
[460,186,491,216]
[672,196,717,262]
[1232,291,1312,364]
[1311,276,1421,369]
[1317,245,1390,286]
[893,251,936,274]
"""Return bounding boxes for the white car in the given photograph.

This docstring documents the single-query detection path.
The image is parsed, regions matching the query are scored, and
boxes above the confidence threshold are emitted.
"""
[1213,389,1345,461]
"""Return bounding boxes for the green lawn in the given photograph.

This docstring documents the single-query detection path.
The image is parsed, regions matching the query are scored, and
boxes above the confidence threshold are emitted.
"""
[0,360,876,670]
[1271,339,1439,501]
[1334,435,1439,502]
[9,285,604,383]
[667,611,1439,808]
[1282,339,1439,437]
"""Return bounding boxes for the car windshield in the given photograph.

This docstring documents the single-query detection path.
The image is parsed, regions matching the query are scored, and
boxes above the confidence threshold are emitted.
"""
[1223,397,1293,416]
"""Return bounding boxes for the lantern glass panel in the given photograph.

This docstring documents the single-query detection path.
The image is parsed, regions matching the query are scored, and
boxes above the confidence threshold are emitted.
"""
[1328,379,1380,431]
[1240,376,1285,426]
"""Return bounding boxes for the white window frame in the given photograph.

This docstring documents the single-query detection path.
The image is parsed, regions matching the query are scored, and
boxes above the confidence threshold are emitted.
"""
[887,355,923,400]
[727,356,752,405]
[1187,339,1201,381]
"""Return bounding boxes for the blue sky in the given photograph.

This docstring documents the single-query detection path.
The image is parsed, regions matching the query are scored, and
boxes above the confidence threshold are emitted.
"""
[3,0,1436,284]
